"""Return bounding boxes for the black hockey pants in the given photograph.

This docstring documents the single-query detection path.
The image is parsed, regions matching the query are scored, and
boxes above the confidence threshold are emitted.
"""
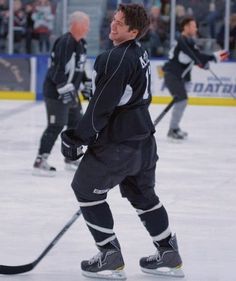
[39,97,83,155]
[164,72,188,102]
[71,135,170,247]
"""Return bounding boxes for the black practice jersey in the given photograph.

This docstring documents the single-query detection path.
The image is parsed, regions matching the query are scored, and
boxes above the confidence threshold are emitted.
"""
[44,32,88,99]
[163,35,215,80]
[75,39,155,145]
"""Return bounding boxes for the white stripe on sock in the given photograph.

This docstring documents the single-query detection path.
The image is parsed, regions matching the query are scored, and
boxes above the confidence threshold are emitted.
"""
[79,199,106,207]
[96,235,117,247]
[152,227,171,242]
[136,202,163,215]
[85,220,114,234]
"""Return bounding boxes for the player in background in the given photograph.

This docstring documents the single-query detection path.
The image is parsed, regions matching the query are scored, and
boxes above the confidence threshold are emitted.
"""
[163,16,228,140]
[61,3,184,280]
[33,11,92,177]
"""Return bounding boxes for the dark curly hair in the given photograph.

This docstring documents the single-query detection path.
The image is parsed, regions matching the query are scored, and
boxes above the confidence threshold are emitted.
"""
[117,3,150,39]
[180,16,196,32]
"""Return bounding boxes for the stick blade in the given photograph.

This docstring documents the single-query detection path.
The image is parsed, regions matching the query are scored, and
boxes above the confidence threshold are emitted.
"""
[0,262,35,275]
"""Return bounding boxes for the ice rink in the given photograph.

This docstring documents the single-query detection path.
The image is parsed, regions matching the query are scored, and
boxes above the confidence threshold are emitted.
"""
[0,100,236,281]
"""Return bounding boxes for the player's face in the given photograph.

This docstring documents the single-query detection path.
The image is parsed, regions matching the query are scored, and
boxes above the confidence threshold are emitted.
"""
[109,11,138,45]
[185,20,197,37]
[71,18,90,41]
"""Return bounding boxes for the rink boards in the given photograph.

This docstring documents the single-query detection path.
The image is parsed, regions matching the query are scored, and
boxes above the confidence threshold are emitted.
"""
[0,56,236,106]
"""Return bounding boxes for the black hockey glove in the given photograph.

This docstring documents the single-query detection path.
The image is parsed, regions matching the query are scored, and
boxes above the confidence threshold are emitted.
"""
[57,83,77,104]
[61,129,84,161]
[81,79,92,100]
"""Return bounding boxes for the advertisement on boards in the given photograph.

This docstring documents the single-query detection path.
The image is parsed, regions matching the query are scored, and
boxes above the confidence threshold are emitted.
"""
[0,57,31,91]
[151,60,236,99]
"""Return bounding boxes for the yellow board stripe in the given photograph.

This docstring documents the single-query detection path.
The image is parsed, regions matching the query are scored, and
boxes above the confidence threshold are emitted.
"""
[0,91,35,100]
[152,96,236,106]
[1,91,236,106]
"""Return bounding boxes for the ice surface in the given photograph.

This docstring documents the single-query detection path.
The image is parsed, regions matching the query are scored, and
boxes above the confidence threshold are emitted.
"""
[0,100,236,281]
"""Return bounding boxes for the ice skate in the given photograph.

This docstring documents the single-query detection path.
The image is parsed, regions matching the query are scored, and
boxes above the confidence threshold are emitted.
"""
[32,154,56,177]
[167,128,188,141]
[64,158,81,171]
[140,234,184,278]
[81,241,126,280]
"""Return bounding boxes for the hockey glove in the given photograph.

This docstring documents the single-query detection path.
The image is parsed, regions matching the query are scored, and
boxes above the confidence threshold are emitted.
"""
[57,83,77,104]
[213,50,229,62]
[81,79,92,100]
[61,129,84,161]
[198,62,210,70]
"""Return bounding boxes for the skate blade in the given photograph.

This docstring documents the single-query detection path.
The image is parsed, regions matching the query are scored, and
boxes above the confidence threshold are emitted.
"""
[82,269,127,280]
[32,168,56,177]
[167,136,187,143]
[141,266,185,278]
[64,163,78,171]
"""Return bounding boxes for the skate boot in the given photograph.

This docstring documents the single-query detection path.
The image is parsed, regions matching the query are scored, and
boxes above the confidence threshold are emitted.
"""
[140,234,184,278]
[32,154,56,177]
[178,128,188,138]
[64,158,81,171]
[167,128,188,140]
[81,239,126,280]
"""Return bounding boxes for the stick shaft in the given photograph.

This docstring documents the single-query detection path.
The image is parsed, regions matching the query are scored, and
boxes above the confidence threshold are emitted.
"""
[153,99,176,127]
[208,68,236,99]
[0,209,82,275]
[208,68,223,85]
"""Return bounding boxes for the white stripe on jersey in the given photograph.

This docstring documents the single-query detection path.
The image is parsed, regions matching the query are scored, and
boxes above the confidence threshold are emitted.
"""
[178,51,192,64]
[65,52,76,83]
[118,84,132,106]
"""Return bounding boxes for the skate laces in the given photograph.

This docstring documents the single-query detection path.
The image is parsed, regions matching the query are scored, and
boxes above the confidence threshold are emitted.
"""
[88,252,103,268]
[37,155,55,170]
[146,251,161,262]
[40,158,52,170]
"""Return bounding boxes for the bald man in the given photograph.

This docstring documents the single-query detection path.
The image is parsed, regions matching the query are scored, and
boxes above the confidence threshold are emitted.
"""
[33,11,92,176]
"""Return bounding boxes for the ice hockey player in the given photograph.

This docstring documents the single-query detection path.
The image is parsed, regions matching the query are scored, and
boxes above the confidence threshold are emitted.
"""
[33,11,92,177]
[61,3,184,280]
[163,16,228,140]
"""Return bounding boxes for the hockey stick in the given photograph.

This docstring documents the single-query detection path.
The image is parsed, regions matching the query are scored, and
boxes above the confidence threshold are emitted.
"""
[208,68,223,85]
[208,68,236,99]
[0,209,82,275]
[153,98,176,127]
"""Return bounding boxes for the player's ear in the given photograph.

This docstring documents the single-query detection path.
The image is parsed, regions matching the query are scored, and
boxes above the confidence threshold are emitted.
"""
[131,29,139,38]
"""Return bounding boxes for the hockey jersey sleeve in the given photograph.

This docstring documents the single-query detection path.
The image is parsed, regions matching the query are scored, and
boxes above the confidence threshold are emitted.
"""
[74,46,133,145]
[73,39,89,89]
[49,34,76,87]
[178,36,215,66]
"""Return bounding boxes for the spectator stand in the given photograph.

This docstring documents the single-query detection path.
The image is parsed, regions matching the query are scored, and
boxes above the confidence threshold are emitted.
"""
[0,0,8,52]
[31,0,54,54]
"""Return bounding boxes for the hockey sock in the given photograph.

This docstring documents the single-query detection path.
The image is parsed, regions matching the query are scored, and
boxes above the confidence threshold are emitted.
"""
[79,200,117,247]
[154,234,172,248]
[137,203,171,239]
[99,237,121,251]
[169,99,187,130]
[39,125,63,154]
